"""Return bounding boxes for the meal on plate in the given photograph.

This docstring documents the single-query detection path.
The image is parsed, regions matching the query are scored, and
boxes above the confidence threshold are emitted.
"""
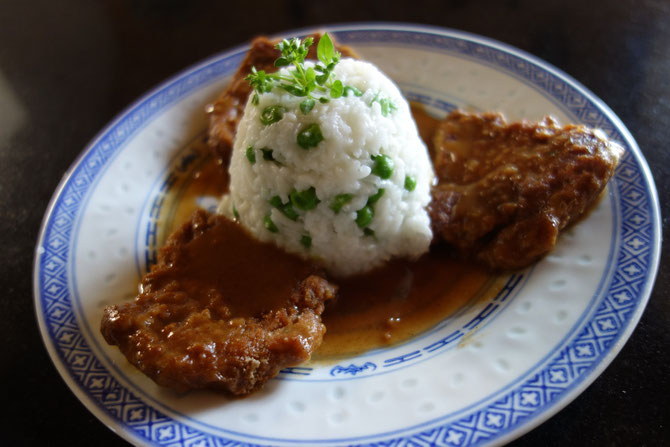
[101,33,624,395]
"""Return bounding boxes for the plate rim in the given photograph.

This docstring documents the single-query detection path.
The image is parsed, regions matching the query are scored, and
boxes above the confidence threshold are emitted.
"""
[33,22,661,446]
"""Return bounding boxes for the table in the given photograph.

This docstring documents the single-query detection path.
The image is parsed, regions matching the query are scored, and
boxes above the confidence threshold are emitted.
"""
[2,0,667,445]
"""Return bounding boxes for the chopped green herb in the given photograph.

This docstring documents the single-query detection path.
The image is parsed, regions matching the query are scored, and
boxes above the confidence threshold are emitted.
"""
[300,98,316,114]
[317,32,335,65]
[269,195,299,221]
[264,214,279,233]
[232,204,239,220]
[300,234,312,248]
[290,187,320,210]
[330,193,353,213]
[367,188,385,204]
[369,92,398,117]
[246,66,274,98]
[318,97,330,104]
[330,80,343,98]
[274,36,313,68]
[245,33,343,105]
[297,123,324,149]
[371,154,394,179]
[343,85,362,97]
[363,228,375,237]
[379,98,398,117]
[356,205,374,228]
[260,105,285,125]
[261,148,275,161]
[404,175,416,192]
[245,146,256,164]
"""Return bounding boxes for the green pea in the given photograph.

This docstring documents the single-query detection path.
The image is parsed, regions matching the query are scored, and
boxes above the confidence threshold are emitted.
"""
[264,215,279,233]
[367,188,385,205]
[260,105,285,125]
[330,193,353,213]
[300,98,315,114]
[371,154,394,179]
[245,146,256,164]
[297,123,324,149]
[290,187,320,211]
[300,235,312,248]
[356,205,374,228]
[404,175,416,192]
[269,196,299,221]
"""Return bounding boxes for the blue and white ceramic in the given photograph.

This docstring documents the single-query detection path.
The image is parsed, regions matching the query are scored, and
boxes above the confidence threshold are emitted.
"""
[34,24,660,446]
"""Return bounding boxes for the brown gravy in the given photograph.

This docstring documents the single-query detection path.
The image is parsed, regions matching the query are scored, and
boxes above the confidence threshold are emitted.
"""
[169,155,230,232]
[154,105,496,359]
[410,104,441,157]
[317,249,493,358]
[153,214,318,318]
[102,211,336,395]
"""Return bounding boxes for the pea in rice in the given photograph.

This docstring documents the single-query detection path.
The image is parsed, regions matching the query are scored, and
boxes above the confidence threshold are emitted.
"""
[220,58,434,277]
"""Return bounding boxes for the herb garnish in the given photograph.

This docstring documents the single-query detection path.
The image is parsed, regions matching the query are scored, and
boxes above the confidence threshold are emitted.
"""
[245,33,358,113]
[369,91,398,117]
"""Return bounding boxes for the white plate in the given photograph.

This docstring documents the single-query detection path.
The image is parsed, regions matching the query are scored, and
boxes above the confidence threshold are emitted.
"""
[34,24,660,446]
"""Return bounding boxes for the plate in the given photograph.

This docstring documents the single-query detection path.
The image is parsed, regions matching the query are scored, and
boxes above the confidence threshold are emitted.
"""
[34,24,660,446]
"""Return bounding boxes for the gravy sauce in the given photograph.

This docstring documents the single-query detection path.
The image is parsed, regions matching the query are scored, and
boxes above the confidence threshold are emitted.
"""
[154,105,497,359]
[410,103,442,157]
[317,248,494,357]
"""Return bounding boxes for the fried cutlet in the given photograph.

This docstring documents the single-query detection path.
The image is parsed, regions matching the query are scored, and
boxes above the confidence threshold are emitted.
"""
[429,110,624,270]
[101,210,337,395]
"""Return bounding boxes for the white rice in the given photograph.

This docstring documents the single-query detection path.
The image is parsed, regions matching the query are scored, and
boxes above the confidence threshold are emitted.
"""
[220,58,434,277]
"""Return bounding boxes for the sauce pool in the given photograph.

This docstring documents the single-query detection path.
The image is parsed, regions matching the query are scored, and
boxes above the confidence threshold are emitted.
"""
[153,105,499,359]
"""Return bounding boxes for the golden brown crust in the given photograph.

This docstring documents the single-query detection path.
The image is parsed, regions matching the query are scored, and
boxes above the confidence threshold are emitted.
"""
[101,210,337,395]
[429,110,624,270]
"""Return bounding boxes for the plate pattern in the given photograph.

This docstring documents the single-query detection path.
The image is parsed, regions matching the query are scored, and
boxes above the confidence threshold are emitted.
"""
[35,26,658,446]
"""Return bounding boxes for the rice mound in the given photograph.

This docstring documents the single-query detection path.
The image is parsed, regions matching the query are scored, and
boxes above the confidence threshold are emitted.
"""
[221,59,434,277]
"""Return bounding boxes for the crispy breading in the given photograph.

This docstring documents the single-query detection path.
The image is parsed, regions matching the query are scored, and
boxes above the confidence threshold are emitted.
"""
[429,110,623,270]
[101,210,337,395]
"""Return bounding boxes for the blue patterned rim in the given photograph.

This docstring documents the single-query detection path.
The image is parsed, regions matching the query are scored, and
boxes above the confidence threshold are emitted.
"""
[33,23,660,446]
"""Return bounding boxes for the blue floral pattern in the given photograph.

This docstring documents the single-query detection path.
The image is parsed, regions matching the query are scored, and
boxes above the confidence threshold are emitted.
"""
[35,25,658,446]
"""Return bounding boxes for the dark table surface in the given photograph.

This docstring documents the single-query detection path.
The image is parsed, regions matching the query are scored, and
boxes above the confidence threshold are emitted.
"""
[2,0,668,445]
